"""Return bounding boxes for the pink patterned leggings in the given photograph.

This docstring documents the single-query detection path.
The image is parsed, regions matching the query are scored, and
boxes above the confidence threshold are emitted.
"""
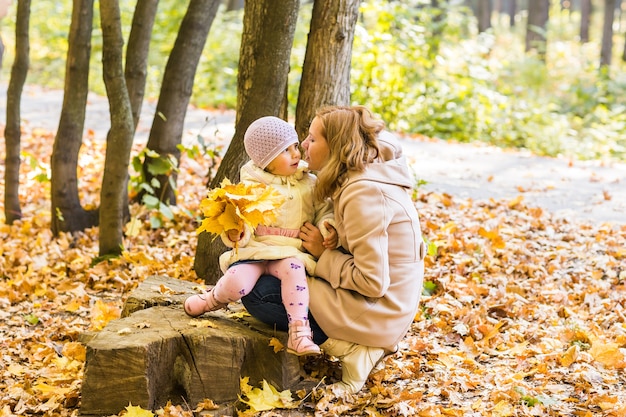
[214,257,309,323]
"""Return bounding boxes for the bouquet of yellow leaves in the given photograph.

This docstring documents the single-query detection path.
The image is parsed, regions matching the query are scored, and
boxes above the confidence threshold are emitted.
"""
[196,179,285,247]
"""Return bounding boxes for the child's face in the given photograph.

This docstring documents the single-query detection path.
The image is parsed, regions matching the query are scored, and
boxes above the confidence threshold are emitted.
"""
[265,143,301,176]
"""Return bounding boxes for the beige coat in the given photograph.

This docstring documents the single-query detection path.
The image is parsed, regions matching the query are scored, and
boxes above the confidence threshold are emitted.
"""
[219,161,334,275]
[308,132,425,352]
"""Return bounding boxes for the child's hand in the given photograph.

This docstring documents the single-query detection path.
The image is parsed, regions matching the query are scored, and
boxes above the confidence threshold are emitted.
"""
[227,228,244,242]
[322,221,338,249]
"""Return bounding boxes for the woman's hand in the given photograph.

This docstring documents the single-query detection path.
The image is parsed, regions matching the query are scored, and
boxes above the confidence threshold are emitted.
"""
[300,222,327,258]
[322,221,338,249]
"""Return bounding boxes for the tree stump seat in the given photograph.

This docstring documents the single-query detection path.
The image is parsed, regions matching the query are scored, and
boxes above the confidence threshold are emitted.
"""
[79,275,302,416]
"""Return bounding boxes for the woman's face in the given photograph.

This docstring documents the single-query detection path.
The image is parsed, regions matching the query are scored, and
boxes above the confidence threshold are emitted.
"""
[302,117,330,171]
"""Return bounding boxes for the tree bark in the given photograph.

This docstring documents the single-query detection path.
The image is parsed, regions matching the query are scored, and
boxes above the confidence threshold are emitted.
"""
[3,0,30,224]
[294,0,359,139]
[98,0,135,256]
[525,0,549,60]
[125,0,159,130]
[194,0,300,283]
[50,0,98,235]
[580,0,591,43]
[600,0,616,67]
[141,0,220,206]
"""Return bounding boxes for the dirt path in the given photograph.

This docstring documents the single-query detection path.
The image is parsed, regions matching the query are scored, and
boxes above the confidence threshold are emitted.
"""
[2,83,625,225]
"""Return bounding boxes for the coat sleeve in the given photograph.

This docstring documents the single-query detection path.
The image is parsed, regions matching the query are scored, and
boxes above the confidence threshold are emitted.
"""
[314,183,390,298]
[313,197,335,238]
[219,223,253,248]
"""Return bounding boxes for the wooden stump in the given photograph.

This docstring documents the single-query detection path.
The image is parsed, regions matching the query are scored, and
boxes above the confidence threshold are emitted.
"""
[79,276,302,416]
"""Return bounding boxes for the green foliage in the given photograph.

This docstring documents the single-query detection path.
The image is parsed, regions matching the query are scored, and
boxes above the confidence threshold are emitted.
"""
[422,280,438,297]
[349,0,626,161]
[129,148,178,228]
[2,0,626,161]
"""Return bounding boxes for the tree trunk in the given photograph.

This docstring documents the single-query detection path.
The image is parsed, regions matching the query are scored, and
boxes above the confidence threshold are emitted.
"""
[98,0,135,256]
[226,0,244,11]
[194,0,299,283]
[580,0,591,42]
[50,0,98,235]
[507,0,516,27]
[600,0,616,67]
[3,0,30,224]
[477,0,492,33]
[125,0,159,130]
[294,0,359,139]
[525,0,549,60]
[141,0,220,206]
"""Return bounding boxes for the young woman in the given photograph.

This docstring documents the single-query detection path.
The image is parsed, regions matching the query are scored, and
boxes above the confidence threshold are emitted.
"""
[242,106,426,394]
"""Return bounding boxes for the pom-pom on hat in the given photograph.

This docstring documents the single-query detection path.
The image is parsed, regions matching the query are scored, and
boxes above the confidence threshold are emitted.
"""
[244,116,299,169]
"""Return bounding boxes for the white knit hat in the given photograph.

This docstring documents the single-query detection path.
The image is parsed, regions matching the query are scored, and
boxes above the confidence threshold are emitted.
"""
[244,116,299,169]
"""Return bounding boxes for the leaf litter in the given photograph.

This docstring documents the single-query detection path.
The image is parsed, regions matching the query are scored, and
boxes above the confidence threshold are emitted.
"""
[0,126,625,416]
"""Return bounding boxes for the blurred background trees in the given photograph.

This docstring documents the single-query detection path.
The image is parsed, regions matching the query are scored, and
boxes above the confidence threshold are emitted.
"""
[2,0,626,266]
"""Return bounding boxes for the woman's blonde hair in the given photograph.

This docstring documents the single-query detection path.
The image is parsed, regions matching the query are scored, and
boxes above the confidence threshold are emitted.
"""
[313,105,384,201]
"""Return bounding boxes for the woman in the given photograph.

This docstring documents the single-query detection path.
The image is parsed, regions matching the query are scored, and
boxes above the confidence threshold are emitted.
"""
[242,105,425,394]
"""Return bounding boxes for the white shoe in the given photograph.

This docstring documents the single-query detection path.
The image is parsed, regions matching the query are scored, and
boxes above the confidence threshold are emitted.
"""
[320,338,385,394]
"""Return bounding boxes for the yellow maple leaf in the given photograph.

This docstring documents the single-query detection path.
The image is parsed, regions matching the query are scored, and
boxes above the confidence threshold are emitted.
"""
[125,216,142,237]
[62,341,87,362]
[560,344,579,367]
[240,376,252,394]
[507,194,524,208]
[478,226,505,249]
[491,400,514,416]
[188,319,217,328]
[269,337,284,353]
[124,403,154,417]
[589,341,625,368]
[238,379,295,412]
[63,298,83,313]
[89,299,121,331]
[193,398,219,412]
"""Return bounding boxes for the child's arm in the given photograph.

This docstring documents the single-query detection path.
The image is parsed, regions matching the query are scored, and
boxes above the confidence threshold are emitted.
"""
[220,224,253,248]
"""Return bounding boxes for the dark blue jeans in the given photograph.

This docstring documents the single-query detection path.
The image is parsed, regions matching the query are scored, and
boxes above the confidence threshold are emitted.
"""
[241,274,328,345]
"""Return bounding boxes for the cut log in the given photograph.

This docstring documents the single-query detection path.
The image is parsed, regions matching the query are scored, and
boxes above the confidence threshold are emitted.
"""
[120,274,198,318]
[79,276,302,416]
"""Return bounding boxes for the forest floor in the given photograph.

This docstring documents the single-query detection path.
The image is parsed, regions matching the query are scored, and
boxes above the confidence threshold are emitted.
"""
[1,84,625,416]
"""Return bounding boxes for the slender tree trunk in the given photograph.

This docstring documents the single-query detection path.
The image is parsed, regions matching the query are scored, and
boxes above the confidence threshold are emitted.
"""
[526,0,549,60]
[294,0,359,139]
[507,0,517,27]
[3,0,30,224]
[141,0,220,206]
[478,0,492,32]
[600,0,616,67]
[194,0,300,283]
[125,0,159,130]
[51,0,98,235]
[98,0,135,256]
[580,0,591,42]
